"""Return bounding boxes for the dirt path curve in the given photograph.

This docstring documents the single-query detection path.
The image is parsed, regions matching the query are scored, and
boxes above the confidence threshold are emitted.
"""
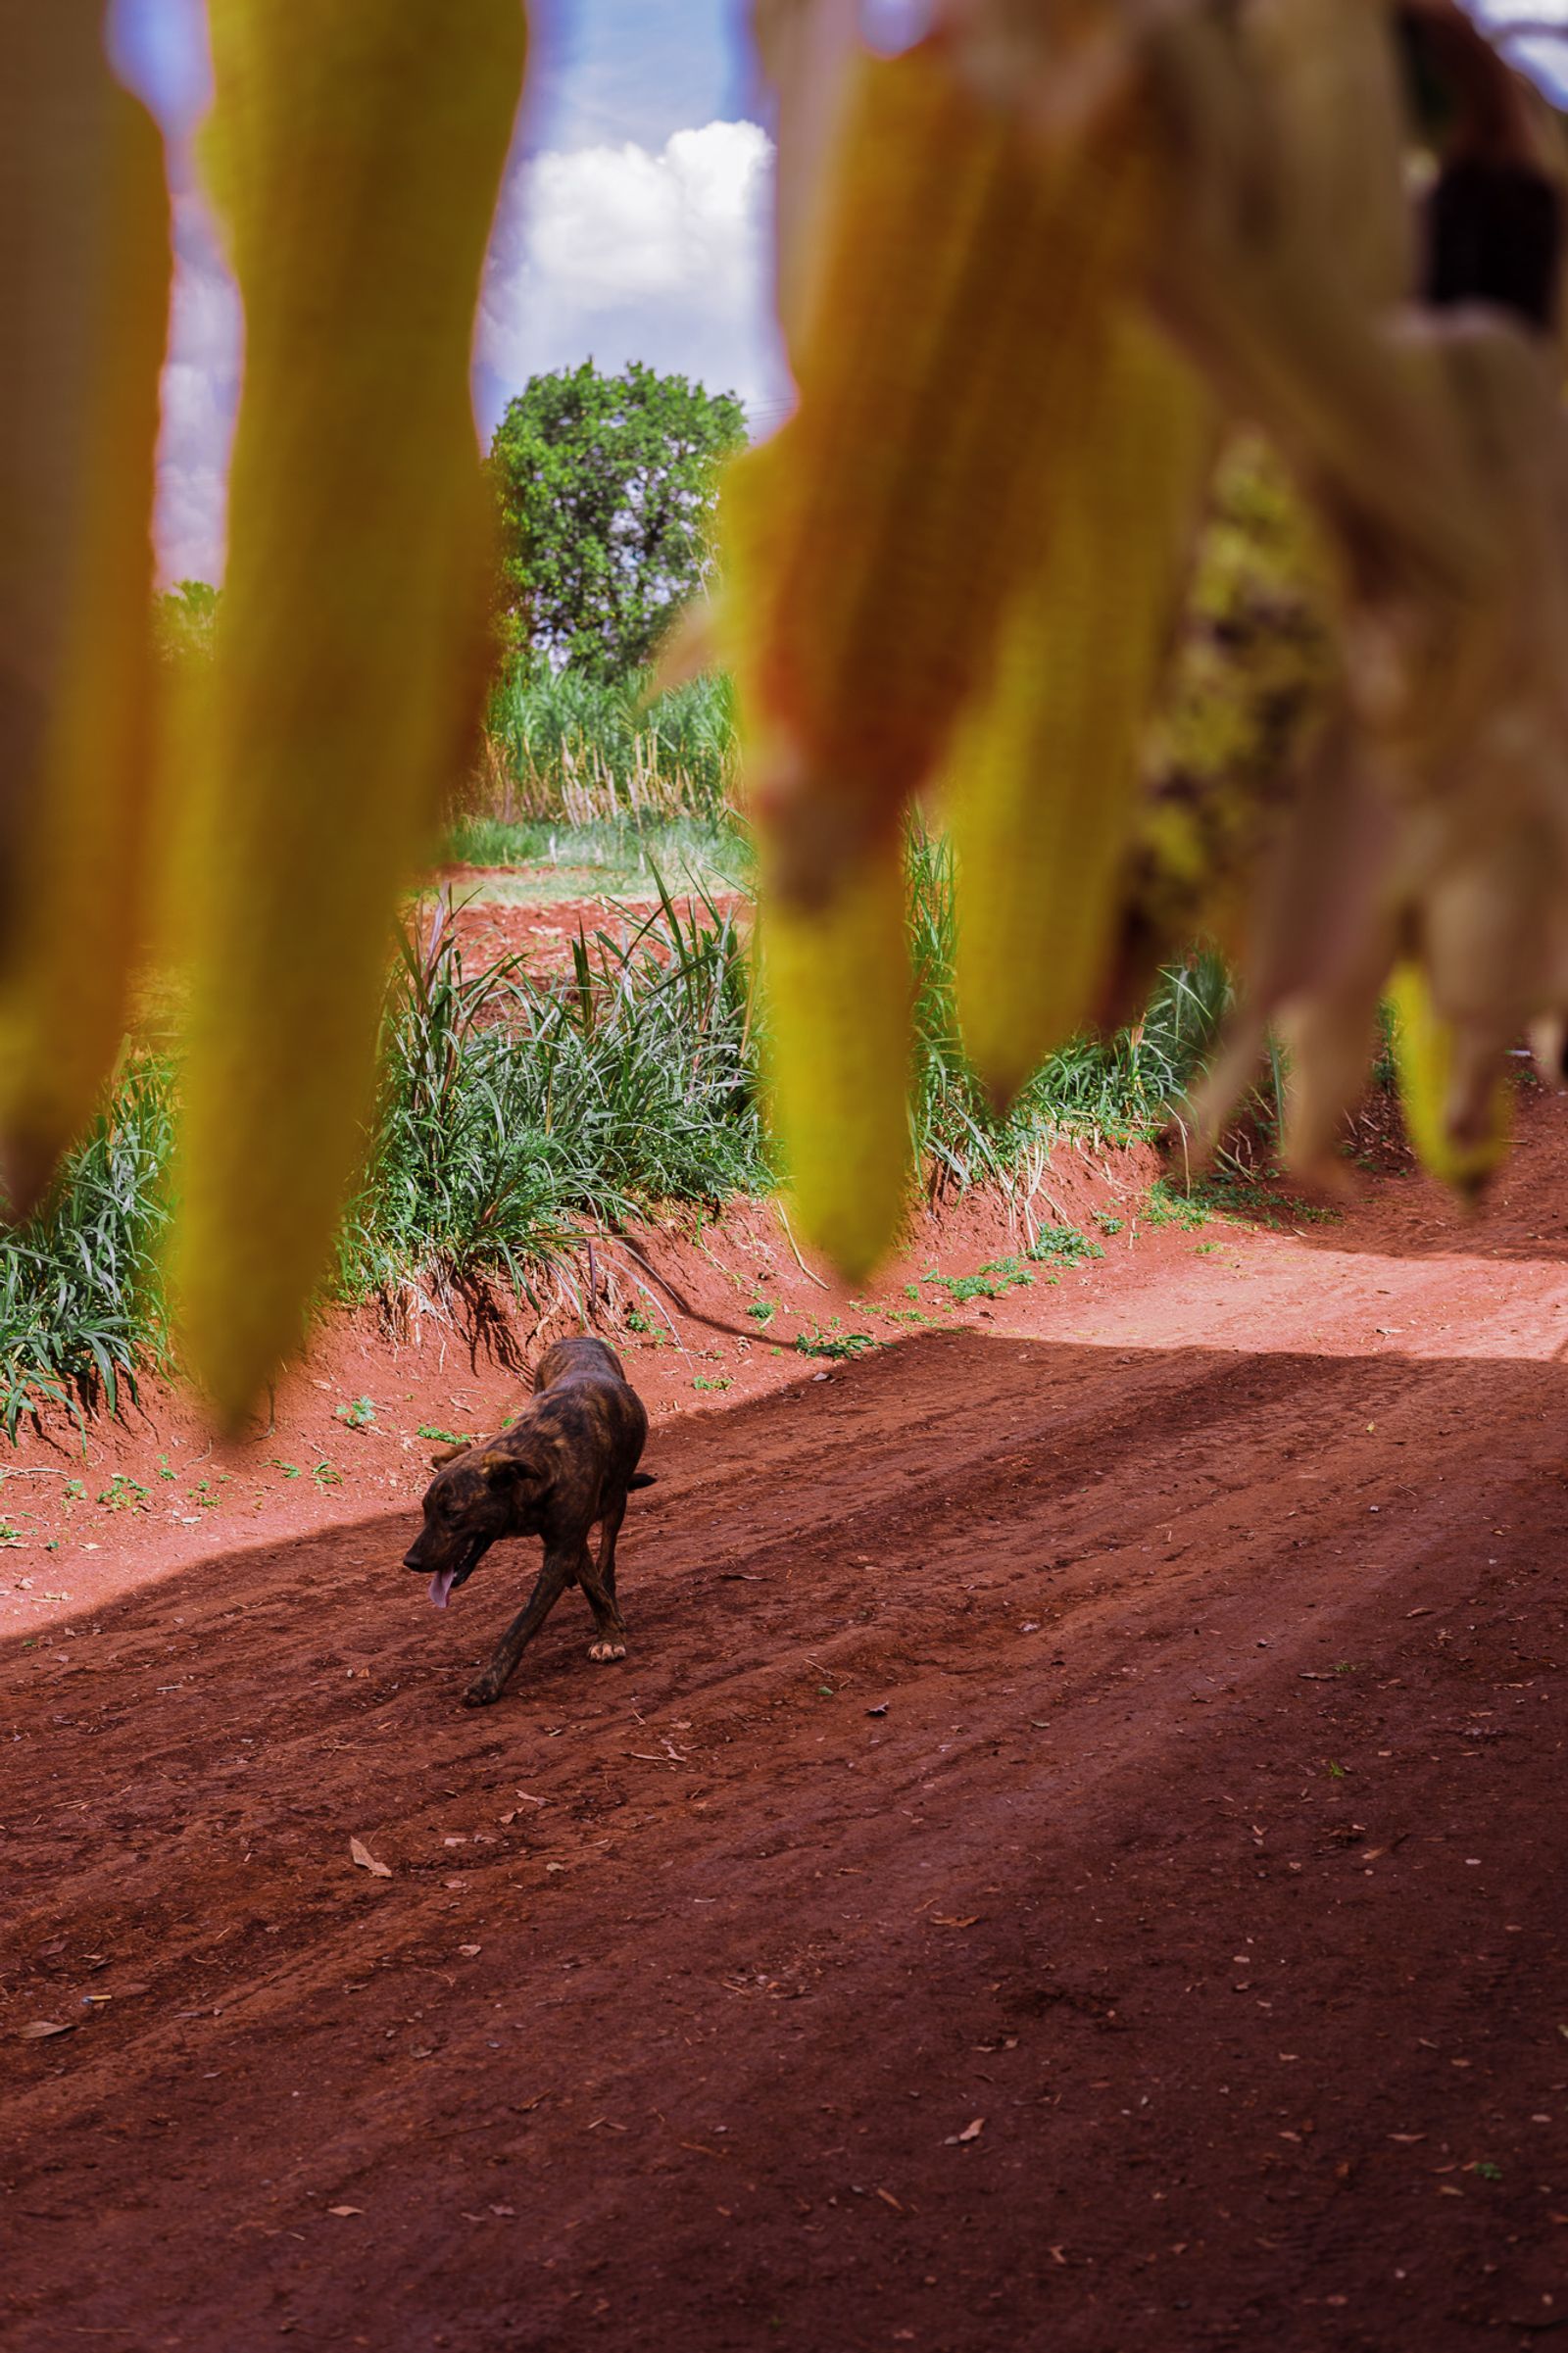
[5,1112,1568,2351]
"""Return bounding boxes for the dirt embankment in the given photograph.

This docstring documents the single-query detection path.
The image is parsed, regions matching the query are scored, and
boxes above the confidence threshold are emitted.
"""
[3,1108,1567,2351]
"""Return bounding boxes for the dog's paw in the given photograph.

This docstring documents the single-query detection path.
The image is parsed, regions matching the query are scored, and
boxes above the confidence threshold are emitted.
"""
[463,1675,504,1708]
[587,1639,627,1663]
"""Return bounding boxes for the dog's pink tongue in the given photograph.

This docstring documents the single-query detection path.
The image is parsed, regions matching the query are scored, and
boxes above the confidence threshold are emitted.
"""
[429,1569,457,1611]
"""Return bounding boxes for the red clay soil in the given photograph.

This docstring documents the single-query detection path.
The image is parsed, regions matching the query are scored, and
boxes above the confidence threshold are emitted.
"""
[4,1112,1568,2351]
[440,872,746,976]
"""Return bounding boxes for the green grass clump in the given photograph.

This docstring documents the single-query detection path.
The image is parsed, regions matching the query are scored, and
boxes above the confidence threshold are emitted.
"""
[474,665,738,826]
[0,1059,172,1437]
[904,826,1230,1197]
[335,878,764,1311]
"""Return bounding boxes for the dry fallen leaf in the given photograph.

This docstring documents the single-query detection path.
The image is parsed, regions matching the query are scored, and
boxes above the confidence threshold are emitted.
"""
[327,2206,364,2218]
[349,1837,391,1878]
[458,1943,481,1957]
[20,2020,75,2039]
[956,2117,985,2143]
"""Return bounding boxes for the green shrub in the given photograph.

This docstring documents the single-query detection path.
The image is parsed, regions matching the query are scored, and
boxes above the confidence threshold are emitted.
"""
[0,845,1236,1435]
[0,1058,173,1436]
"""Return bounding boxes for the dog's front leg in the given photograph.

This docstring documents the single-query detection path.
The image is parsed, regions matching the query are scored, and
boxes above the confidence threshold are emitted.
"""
[463,1546,576,1707]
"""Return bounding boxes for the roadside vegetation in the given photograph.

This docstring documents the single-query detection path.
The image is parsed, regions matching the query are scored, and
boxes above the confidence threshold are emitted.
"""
[1,841,1236,1437]
[41,369,1332,1445]
[447,667,742,895]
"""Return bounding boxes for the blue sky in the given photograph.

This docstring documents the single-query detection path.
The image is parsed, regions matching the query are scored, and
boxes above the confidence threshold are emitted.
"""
[527,0,755,150]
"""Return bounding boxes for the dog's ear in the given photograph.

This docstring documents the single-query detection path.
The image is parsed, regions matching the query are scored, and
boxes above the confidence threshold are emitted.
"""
[477,1450,538,1494]
[428,1442,470,1469]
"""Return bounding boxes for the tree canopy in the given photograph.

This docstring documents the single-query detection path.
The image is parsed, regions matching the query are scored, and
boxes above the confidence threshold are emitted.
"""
[488,360,747,680]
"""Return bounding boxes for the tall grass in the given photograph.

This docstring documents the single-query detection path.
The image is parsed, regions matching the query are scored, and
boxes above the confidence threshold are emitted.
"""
[335,881,763,1315]
[0,1060,174,1437]
[906,826,1229,1197]
[472,665,738,826]
[0,845,1233,1432]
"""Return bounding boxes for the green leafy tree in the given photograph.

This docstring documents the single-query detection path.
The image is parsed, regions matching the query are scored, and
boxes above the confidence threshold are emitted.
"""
[153,578,220,663]
[489,360,746,680]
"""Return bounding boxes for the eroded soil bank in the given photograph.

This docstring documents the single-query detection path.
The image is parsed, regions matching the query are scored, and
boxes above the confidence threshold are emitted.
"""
[3,1110,1567,2351]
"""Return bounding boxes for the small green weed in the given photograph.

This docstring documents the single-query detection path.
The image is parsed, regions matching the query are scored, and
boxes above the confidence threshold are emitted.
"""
[1095,1212,1125,1237]
[926,1255,1036,1305]
[270,1458,302,1480]
[1189,1167,1340,1229]
[334,1396,376,1431]
[96,1474,148,1512]
[1145,1177,1210,1232]
[311,1460,342,1490]
[795,1322,880,1360]
[1026,1224,1103,1267]
[745,1299,777,1326]
[417,1425,470,1446]
[692,1375,732,1392]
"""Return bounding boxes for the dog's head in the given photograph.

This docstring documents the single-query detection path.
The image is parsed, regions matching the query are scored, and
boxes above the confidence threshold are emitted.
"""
[403,1447,548,1610]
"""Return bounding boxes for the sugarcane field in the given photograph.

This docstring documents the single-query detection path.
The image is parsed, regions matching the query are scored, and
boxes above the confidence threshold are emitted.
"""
[4,5,1568,2349]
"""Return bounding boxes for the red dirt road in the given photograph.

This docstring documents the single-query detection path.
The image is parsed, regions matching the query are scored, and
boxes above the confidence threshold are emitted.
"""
[5,1117,1568,2349]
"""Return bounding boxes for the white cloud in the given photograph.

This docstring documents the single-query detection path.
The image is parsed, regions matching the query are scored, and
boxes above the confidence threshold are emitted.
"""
[149,117,786,586]
[477,119,788,420]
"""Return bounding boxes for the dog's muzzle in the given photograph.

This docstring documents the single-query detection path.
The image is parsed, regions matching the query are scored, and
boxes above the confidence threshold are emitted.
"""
[405,1538,487,1611]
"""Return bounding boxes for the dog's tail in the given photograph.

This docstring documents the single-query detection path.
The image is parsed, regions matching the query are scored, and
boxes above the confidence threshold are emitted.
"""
[628,1470,658,1490]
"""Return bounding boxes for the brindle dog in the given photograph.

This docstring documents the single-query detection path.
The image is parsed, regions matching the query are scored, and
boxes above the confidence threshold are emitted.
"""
[404,1335,655,1707]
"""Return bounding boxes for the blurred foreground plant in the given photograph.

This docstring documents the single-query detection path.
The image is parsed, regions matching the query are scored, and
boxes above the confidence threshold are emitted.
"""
[5,0,1568,1424]
[717,0,1568,1264]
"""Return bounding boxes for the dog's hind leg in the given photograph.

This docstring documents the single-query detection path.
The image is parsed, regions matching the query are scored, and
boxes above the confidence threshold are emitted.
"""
[578,1543,628,1663]
[596,1492,627,1601]
[463,1546,576,1707]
